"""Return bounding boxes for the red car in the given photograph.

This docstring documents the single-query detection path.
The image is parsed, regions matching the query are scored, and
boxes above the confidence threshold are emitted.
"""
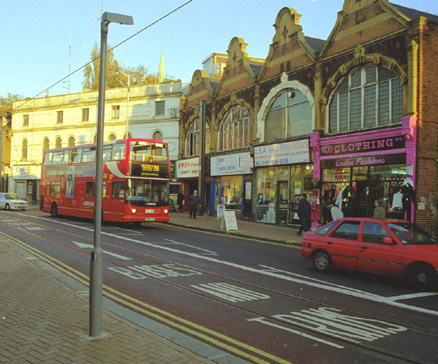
[301,218,438,291]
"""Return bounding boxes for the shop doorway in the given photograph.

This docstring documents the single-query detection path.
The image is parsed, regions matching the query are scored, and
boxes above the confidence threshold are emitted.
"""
[276,181,289,225]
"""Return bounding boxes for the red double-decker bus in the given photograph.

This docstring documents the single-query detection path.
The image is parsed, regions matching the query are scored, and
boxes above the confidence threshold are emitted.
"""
[40,138,171,226]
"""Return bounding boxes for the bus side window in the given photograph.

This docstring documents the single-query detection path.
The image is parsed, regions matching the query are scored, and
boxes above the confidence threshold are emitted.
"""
[112,181,125,199]
[86,182,95,198]
[71,149,82,164]
[44,152,54,165]
[103,146,112,162]
[112,144,125,160]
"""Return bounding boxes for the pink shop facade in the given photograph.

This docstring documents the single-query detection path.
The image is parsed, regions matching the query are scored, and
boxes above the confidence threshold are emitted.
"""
[310,117,417,223]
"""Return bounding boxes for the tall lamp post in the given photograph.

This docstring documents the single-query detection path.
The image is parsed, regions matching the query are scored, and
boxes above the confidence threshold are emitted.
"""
[89,11,134,338]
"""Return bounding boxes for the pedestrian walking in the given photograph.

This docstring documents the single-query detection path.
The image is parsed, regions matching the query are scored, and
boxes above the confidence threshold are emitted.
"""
[177,191,184,212]
[189,190,200,219]
[373,199,386,219]
[297,193,311,235]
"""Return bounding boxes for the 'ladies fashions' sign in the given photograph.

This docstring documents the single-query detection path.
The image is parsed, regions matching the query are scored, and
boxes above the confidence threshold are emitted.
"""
[320,136,405,156]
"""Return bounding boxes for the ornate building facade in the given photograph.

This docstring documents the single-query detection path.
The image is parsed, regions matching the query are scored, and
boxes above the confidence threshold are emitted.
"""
[177,0,438,235]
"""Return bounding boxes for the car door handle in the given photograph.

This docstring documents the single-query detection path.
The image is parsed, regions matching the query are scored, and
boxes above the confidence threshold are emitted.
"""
[361,246,367,250]
[327,242,332,245]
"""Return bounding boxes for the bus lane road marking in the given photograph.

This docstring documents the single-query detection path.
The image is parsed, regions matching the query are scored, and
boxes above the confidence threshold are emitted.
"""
[0,216,47,231]
[33,216,438,317]
[248,307,407,349]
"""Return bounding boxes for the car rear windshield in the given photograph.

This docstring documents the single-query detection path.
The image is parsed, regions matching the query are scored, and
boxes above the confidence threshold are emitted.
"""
[387,223,438,245]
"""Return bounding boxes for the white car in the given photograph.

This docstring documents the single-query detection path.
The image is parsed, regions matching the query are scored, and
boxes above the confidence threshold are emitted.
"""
[0,193,29,211]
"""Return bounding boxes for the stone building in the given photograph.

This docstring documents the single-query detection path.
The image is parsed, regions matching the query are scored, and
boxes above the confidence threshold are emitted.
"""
[177,0,438,235]
[10,81,182,203]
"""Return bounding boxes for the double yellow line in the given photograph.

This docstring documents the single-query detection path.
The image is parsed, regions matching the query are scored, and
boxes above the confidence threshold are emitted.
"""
[0,230,292,364]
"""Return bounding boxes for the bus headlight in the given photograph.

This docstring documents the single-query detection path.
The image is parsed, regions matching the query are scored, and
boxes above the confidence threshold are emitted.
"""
[164,209,169,214]
[131,208,137,214]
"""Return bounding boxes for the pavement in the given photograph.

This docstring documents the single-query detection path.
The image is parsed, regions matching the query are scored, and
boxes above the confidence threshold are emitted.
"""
[0,209,302,364]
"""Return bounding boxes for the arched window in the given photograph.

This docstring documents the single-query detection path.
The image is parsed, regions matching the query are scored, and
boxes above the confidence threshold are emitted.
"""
[329,64,403,133]
[218,106,252,152]
[153,131,163,141]
[55,137,62,149]
[108,133,116,141]
[92,135,97,144]
[265,89,312,141]
[123,132,132,139]
[42,138,50,154]
[22,139,28,161]
[185,118,210,157]
[68,136,75,147]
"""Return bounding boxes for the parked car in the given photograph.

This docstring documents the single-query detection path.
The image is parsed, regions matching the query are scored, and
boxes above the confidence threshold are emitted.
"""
[0,193,29,211]
[301,218,438,291]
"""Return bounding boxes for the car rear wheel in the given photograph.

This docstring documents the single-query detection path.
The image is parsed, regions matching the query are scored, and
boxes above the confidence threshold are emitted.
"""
[312,250,332,272]
[5,203,10,210]
[408,264,437,291]
[50,203,58,217]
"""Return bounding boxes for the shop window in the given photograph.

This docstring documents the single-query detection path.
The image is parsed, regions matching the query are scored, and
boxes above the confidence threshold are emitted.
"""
[329,65,403,133]
[218,106,252,151]
[185,118,210,157]
[265,89,312,141]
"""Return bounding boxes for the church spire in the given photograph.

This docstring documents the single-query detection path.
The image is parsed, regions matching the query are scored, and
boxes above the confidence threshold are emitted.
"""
[158,48,165,83]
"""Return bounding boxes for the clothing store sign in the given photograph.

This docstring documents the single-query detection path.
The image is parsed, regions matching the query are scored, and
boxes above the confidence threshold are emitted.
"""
[321,154,406,169]
[254,139,310,167]
[211,152,252,176]
[320,136,405,156]
[176,157,199,178]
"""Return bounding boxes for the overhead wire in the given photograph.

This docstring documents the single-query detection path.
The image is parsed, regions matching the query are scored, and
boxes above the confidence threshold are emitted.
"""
[14,0,194,112]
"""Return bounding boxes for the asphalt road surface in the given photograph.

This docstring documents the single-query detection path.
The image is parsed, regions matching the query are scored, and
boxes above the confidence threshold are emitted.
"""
[1,209,437,364]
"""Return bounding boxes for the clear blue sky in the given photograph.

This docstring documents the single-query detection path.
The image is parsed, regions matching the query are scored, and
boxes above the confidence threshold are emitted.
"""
[1,0,435,99]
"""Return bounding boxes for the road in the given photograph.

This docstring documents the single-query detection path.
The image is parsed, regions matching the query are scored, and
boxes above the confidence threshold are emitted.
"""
[1,209,438,364]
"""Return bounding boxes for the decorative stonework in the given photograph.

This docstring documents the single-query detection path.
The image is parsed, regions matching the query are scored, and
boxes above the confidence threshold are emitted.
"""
[256,72,315,141]
[272,7,302,47]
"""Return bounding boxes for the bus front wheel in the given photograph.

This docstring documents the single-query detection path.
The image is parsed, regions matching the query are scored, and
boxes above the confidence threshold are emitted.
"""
[50,203,58,217]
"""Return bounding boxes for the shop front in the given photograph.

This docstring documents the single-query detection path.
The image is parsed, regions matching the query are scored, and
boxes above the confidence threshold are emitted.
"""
[310,117,417,222]
[10,165,40,204]
[175,157,199,210]
[210,152,252,218]
[254,139,315,225]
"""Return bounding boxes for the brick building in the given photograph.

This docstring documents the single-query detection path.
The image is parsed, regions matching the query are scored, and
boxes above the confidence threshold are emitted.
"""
[177,0,438,235]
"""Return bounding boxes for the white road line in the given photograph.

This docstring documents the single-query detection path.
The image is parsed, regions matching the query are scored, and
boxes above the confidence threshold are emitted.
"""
[72,240,132,260]
[28,216,438,317]
[386,292,438,301]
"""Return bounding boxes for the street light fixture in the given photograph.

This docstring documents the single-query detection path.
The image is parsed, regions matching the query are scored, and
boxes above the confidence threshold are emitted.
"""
[89,11,133,338]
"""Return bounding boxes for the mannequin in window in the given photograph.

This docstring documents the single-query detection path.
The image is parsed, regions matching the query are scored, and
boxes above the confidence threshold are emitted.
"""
[401,182,415,221]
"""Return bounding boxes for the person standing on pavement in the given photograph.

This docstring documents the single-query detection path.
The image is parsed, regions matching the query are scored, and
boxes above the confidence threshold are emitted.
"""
[373,199,386,219]
[177,191,184,212]
[189,190,200,219]
[297,193,311,235]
